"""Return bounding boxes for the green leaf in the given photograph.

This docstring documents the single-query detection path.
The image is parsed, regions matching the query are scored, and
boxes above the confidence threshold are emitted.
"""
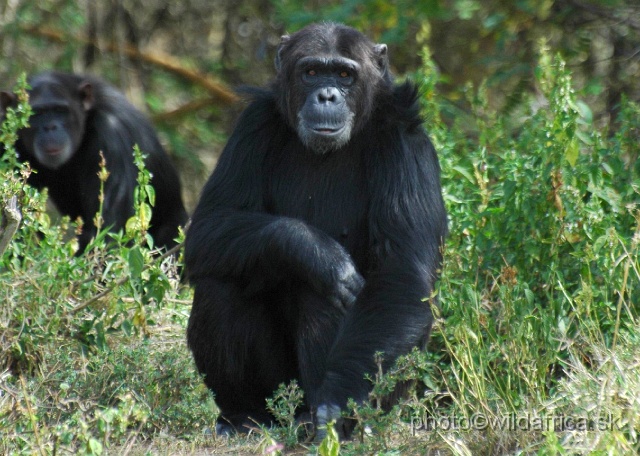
[564,137,579,167]
[318,420,341,456]
[145,184,156,206]
[575,129,593,146]
[87,438,103,455]
[524,288,535,305]
[572,100,593,124]
[452,165,476,184]
[128,247,144,280]
[139,203,153,230]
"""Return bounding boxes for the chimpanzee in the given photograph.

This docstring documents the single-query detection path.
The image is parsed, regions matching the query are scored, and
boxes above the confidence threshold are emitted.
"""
[185,22,447,439]
[0,71,187,253]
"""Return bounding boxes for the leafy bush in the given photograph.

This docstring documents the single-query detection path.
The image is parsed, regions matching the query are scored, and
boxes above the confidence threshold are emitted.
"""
[1,44,639,454]
[1,75,208,455]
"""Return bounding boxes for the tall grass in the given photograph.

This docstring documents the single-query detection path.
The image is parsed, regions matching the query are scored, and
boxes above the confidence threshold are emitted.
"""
[1,47,639,454]
[404,48,640,454]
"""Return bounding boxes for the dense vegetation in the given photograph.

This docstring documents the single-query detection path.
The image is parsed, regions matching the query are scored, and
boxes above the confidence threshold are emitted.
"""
[1,1,639,454]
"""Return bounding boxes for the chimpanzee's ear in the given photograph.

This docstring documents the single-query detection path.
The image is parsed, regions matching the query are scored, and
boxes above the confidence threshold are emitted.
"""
[78,81,95,111]
[373,43,389,79]
[274,34,291,73]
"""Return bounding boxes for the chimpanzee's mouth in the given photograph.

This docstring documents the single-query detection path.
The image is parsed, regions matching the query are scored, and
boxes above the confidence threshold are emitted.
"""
[44,146,63,156]
[312,125,345,136]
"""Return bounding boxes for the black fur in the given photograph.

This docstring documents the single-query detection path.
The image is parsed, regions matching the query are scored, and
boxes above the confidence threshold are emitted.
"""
[185,22,447,438]
[1,71,187,252]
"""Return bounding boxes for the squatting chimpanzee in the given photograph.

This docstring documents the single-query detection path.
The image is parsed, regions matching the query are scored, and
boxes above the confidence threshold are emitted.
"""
[185,22,447,439]
[0,71,187,253]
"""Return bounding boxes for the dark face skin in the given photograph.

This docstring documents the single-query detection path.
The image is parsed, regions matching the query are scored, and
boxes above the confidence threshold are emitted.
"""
[275,23,390,155]
[294,55,358,154]
[10,75,92,170]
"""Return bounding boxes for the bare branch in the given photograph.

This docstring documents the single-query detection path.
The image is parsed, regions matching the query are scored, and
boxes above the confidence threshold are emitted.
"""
[0,196,22,257]
[22,25,240,105]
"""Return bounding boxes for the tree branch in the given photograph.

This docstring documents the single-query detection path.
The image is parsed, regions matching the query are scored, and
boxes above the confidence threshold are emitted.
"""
[0,196,22,257]
[565,0,640,31]
[22,25,240,105]
[152,97,222,123]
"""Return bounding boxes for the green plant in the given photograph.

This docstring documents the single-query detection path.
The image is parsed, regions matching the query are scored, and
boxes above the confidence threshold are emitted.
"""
[264,380,307,447]
[2,34,639,455]
[0,75,198,455]
[318,420,341,456]
[415,45,640,453]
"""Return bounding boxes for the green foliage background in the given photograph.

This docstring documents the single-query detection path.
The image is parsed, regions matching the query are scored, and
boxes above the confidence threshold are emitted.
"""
[1,0,639,454]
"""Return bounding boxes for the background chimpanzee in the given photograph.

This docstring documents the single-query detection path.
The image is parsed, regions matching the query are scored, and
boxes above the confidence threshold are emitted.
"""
[185,22,447,438]
[0,71,187,253]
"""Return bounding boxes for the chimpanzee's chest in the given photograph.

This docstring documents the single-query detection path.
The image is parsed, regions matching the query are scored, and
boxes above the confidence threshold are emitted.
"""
[264,143,369,252]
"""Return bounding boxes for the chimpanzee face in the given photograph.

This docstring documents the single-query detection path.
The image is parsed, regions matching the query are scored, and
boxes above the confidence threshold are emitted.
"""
[274,23,390,155]
[13,75,92,169]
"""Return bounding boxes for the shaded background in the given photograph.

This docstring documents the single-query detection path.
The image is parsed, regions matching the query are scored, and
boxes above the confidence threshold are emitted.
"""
[1,0,638,208]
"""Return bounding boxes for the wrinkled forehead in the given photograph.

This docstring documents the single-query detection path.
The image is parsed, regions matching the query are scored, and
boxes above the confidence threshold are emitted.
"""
[286,25,372,62]
[28,75,74,104]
